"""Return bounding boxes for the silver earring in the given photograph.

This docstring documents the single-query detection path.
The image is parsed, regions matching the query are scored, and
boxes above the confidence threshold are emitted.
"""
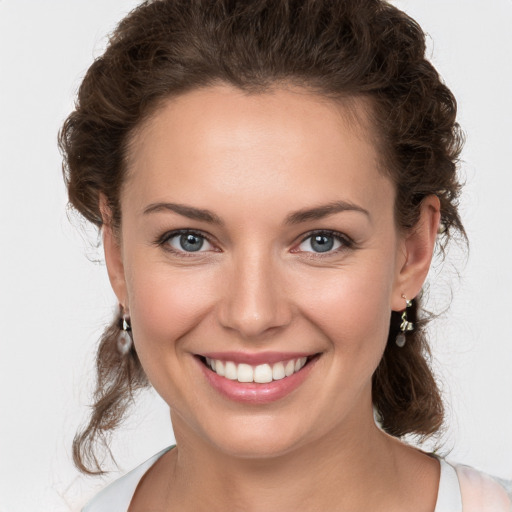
[396,295,414,348]
[117,312,133,355]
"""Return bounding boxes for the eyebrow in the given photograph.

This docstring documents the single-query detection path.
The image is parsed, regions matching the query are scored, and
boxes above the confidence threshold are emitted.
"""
[143,202,224,225]
[143,200,369,226]
[284,200,370,225]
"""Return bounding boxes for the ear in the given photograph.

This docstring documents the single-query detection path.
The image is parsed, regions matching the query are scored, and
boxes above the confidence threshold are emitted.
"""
[99,194,129,309]
[392,195,441,311]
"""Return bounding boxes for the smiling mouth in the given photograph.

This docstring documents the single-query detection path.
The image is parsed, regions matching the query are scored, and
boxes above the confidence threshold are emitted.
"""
[197,354,319,384]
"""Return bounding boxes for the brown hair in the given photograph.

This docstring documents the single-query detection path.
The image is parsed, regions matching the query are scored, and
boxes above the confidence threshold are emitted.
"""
[60,0,465,474]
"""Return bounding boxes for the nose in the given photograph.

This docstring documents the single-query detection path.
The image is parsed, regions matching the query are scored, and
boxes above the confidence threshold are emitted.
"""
[217,251,293,339]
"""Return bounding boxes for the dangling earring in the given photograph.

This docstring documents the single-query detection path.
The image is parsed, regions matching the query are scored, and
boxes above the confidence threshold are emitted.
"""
[117,311,133,355]
[396,294,414,348]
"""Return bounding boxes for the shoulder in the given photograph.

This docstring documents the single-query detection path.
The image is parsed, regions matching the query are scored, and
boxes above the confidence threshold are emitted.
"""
[82,447,173,512]
[455,463,512,512]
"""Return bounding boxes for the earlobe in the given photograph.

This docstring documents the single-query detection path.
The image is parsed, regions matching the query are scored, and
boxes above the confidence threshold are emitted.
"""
[99,194,128,307]
[392,195,441,311]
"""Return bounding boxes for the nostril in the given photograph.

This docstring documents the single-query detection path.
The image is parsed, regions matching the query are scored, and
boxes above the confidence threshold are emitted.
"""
[216,272,293,338]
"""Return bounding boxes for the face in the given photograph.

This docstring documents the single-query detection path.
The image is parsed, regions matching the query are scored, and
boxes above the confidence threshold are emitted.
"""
[105,85,437,458]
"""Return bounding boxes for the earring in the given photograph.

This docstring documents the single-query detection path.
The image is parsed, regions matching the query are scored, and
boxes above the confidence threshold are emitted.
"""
[117,311,133,355]
[396,295,414,348]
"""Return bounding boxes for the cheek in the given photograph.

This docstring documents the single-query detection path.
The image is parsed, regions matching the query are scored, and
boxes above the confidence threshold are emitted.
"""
[126,261,217,358]
[293,262,394,357]
[124,259,222,407]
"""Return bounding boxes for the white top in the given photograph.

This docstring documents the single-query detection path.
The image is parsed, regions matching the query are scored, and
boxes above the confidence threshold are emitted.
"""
[83,447,512,512]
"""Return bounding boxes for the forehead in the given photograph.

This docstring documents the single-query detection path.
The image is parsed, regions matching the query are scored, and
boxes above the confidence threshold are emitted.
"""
[123,85,393,218]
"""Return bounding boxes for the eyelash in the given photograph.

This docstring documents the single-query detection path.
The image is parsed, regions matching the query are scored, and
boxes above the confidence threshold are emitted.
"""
[155,229,355,257]
[294,229,355,257]
[155,229,217,258]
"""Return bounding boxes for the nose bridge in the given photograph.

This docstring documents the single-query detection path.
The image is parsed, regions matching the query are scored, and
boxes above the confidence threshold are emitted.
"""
[218,244,291,338]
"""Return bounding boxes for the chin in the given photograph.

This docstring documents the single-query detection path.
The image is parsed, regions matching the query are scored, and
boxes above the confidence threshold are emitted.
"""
[212,429,305,460]
[205,409,330,461]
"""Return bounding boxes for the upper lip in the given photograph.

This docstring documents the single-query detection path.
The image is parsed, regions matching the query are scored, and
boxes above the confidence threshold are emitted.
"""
[198,351,317,365]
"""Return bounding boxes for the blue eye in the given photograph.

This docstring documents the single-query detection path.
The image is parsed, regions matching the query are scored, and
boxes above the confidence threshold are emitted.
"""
[164,231,214,253]
[297,232,347,254]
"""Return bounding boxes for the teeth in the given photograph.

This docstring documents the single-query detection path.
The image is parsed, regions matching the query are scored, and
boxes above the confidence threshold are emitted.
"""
[216,360,225,377]
[237,363,253,383]
[254,364,272,383]
[205,356,310,383]
[225,361,237,380]
[294,357,307,372]
[272,362,285,380]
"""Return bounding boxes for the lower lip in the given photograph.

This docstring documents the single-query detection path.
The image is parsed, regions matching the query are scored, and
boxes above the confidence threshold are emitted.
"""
[196,356,318,404]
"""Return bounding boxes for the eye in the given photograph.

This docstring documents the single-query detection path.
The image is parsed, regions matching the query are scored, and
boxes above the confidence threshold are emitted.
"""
[161,230,215,253]
[296,231,351,254]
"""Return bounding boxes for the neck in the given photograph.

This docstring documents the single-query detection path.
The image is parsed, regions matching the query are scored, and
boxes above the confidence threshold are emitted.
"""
[166,407,403,511]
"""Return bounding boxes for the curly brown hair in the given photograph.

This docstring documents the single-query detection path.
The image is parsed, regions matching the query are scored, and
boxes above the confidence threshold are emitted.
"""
[59,0,465,475]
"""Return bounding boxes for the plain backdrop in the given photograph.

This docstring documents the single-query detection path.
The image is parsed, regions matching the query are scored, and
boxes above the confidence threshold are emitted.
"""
[1,1,511,510]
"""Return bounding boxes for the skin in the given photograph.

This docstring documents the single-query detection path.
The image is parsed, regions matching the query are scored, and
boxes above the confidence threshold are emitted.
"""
[102,84,441,511]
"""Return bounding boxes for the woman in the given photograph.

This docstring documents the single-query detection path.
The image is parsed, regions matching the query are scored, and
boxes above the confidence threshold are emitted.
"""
[59,0,511,510]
